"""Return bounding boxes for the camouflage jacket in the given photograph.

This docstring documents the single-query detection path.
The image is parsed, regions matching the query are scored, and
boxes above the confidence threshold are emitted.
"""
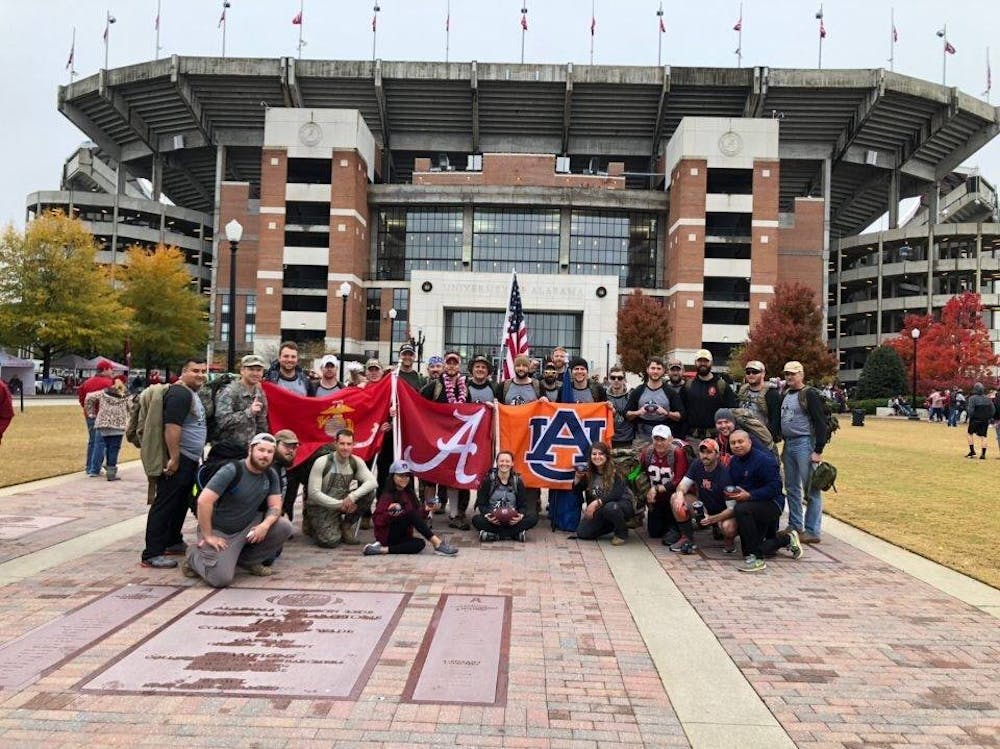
[213,379,268,448]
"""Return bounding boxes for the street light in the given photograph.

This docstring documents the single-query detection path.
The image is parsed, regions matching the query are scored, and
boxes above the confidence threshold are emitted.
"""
[387,308,397,364]
[338,281,351,384]
[605,338,612,379]
[909,327,920,420]
[224,218,243,373]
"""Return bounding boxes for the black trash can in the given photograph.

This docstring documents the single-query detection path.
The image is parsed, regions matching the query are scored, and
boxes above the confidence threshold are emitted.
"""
[851,408,865,427]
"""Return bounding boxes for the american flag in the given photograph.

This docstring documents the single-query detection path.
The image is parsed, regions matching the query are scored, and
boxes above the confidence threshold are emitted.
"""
[500,271,529,380]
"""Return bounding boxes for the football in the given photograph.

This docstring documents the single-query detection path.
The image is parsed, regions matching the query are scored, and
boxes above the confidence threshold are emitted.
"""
[492,506,518,525]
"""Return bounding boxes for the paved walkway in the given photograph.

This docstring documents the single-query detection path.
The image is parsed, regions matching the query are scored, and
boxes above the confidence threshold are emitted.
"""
[0,465,997,748]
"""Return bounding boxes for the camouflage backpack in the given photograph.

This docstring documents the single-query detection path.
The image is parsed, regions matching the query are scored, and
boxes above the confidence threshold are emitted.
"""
[809,461,838,493]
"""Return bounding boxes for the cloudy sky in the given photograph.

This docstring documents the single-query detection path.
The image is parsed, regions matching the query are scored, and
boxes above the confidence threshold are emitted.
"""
[1,0,997,227]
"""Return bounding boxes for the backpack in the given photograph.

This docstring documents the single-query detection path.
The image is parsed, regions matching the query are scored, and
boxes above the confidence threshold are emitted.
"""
[203,373,237,444]
[737,383,771,420]
[797,387,840,441]
[125,383,169,448]
[809,461,838,493]
[730,407,778,458]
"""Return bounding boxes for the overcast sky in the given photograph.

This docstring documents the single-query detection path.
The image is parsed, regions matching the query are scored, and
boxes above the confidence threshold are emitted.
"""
[1,0,997,228]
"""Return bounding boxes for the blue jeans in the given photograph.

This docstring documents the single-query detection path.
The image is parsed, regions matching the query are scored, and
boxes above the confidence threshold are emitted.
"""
[782,435,822,536]
[85,416,101,474]
[101,434,122,468]
[947,409,960,427]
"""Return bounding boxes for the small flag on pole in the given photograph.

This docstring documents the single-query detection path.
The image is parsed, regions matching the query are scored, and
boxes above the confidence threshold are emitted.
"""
[819,19,827,38]
[372,14,377,31]
[892,24,898,42]
[446,13,450,32]
[292,11,302,25]
[218,8,226,27]
[590,16,596,36]
[944,40,956,55]
[733,17,742,32]
[500,272,529,381]
[659,17,665,33]
[155,12,160,31]
[66,42,75,69]
[521,13,527,31]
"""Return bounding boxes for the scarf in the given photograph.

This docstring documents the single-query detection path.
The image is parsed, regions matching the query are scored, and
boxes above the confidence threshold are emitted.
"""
[443,372,468,404]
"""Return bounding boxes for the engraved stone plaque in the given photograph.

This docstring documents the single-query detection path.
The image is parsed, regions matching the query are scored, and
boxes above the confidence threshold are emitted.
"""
[81,589,408,699]
[0,514,77,540]
[0,585,180,691]
[403,594,510,706]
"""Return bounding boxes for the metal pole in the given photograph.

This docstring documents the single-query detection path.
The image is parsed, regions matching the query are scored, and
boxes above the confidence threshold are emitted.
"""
[590,0,595,65]
[520,6,527,64]
[910,335,919,419]
[69,26,76,83]
[445,0,450,63]
[888,7,894,72]
[339,294,348,384]
[817,4,823,70]
[372,4,379,62]
[657,2,663,66]
[227,240,238,373]
[605,340,610,379]
[736,2,743,68]
[155,0,161,59]
[298,0,304,59]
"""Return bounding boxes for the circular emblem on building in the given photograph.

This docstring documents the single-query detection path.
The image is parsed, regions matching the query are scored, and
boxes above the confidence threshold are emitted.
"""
[718,130,743,157]
[298,121,323,146]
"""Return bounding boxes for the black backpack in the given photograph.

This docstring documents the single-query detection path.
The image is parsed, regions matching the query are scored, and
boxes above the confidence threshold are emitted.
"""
[190,439,248,513]
[202,373,238,444]
[798,387,840,441]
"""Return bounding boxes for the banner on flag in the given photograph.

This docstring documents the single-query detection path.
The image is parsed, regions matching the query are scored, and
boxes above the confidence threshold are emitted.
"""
[263,378,391,467]
[498,401,612,489]
[396,379,494,489]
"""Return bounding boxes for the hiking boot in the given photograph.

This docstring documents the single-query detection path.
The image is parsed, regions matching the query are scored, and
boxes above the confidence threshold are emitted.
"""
[787,530,804,560]
[479,530,499,542]
[106,467,120,481]
[668,536,692,553]
[799,531,821,544]
[164,542,188,556]
[240,563,273,577]
[661,528,682,547]
[141,555,178,569]
[180,558,198,579]
[517,530,527,543]
[434,541,459,556]
[739,555,766,573]
[363,542,383,556]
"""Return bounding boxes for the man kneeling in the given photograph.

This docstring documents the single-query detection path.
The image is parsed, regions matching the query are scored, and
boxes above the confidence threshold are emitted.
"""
[473,451,538,542]
[305,429,378,547]
[184,433,294,587]
[670,438,738,555]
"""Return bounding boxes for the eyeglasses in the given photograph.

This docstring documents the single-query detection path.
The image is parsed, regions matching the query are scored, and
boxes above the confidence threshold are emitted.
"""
[609,375,625,381]
[744,368,762,374]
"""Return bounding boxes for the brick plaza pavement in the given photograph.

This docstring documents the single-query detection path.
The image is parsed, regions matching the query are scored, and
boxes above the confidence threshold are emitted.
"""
[0,464,997,748]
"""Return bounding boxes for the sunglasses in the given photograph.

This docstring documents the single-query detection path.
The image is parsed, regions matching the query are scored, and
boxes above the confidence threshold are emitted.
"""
[609,375,625,381]
[744,368,762,374]
[279,441,300,448]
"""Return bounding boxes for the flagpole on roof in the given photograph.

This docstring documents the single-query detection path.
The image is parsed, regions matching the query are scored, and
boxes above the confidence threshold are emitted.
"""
[986,47,992,103]
[734,2,743,68]
[815,4,824,70]
[67,27,76,83]
[589,0,595,65]
[936,24,950,86]
[103,10,116,70]
[888,7,895,72]
[220,1,230,58]
[296,0,305,59]
[155,0,162,60]
[372,3,380,63]
[445,0,450,63]
[520,5,528,64]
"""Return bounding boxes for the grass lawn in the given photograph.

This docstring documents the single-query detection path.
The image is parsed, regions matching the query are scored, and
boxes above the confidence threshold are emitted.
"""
[823,413,999,589]
[0,405,996,588]
[0,405,139,487]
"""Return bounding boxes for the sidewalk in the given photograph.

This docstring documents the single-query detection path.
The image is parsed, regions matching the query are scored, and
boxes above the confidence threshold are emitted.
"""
[0,468,997,748]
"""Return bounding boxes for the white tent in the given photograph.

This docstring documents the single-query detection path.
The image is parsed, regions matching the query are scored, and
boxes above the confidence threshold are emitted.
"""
[0,350,36,395]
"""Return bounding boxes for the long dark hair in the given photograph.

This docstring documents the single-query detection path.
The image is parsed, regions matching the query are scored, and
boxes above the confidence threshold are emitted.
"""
[586,441,615,481]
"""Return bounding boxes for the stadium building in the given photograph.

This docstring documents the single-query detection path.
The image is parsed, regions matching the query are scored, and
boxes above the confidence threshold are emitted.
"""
[31,57,1000,377]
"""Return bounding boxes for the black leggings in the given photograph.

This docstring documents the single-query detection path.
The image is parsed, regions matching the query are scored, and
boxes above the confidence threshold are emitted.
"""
[385,511,433,554]
[733,500,788,558]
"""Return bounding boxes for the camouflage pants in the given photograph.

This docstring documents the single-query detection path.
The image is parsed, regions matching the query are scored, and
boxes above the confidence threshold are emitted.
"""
[303,492,374,548]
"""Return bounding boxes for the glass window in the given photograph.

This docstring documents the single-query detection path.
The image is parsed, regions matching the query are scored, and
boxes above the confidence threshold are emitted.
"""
[282,294,328,312]
[375,207,463,280]
[569,211,661,288]
[472,209,560,274]
[244,323,255,343]
[283,265,327,289]
[366,288,382,341]
[444,309,582,363]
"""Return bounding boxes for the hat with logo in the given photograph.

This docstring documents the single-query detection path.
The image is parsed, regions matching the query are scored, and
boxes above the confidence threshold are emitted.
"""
[95,358,114,371]
[694,349,713,362]
[444,351,461,363]
[698,438,720,453]
[667,358,683,369]
[783,360,805,374]
[274,429,299,446]
[651,424,673,440]
[469,354,492,373]
[389,459,412,474]
[319,354,339,369]
[428,355,444,366]
[399,342,416,355]
[241,354,266,368]
[745,360,765,373]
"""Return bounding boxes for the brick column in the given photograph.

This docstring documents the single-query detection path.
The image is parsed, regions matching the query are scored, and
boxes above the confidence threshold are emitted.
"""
[666,158,707,352]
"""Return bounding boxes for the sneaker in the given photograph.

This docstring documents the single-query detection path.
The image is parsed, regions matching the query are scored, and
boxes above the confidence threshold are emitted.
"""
[722,540,737,554]
[363,541,383,556]
[164,542,188,556]
[739,555,766,573]
[240,563,273,577]
[180,558,198,579]
[661,528,682,547]
[799,531,821,545]
[517,530,526,543]
[668,535,692,553]
[610,536,626,546]
[787,530,803,560]
[434,541,459,556]
[479,530,499,543]
[140,555,178,569]
[679,541,697,555]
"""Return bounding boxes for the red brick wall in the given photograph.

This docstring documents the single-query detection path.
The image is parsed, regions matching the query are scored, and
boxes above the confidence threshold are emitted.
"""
[413,153,625,189]
[666,158,708,352]
[255,148,287,341]
[777,197,825,305]
[328,150,372,341]
[749,160,779,328]
[217,181,259,348]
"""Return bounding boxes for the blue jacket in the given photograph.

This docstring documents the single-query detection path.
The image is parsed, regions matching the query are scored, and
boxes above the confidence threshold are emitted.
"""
[729,447,784,511]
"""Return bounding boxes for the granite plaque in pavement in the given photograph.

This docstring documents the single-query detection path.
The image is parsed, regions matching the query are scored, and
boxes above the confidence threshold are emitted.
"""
[81,589,408,699]
[403,594,510,706]
[0,585,181,691]
[0,514,77,540]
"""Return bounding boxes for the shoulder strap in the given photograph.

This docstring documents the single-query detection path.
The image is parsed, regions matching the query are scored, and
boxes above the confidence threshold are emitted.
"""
[501,380,512,400]
[222,461,244,497]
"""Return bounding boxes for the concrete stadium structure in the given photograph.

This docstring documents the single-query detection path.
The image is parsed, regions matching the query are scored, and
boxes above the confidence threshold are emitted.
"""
[34,56,1000,377]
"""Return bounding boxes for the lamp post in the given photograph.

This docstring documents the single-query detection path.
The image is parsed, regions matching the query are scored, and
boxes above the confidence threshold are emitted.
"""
[605,338,611,379]
[909,327,920,420]
[224,218,243,373]
[338,282,351,384]
[387,307,397,364]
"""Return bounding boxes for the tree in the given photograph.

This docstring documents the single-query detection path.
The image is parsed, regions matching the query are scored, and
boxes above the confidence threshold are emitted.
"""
[0,211,129,376]
[616,288,670,375]
[887,292,998,394]
[855,344,908,399]
[743,282,838,383]
[725,342,748,377]
[119,245,209,372]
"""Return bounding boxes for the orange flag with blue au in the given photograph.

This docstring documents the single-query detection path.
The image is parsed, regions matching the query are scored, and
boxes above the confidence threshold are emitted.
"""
[497,401,613,489]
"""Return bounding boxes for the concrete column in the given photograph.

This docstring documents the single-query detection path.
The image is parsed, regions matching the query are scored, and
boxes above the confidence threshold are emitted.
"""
[207,145,226,364]
[559,207,571,273]
[876,233,884,339]
[821,157,832,341]
[834,239,842,364]
[110,164,125,285]
[926,182,940,226]
[151,155,163,201]
[887,169,900,229]
[461,204,473,268]
[926,222,935,315]
[975,227,983,294]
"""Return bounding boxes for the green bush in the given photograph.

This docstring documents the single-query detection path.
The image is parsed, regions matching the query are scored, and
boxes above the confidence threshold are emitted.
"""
[847,398,891,415]
[855,345,908,399]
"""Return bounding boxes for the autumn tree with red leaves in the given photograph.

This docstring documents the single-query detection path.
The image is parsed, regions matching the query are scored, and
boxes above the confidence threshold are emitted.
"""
[886,292,998,394]
[617,288,670,374]
[743,282,839,383]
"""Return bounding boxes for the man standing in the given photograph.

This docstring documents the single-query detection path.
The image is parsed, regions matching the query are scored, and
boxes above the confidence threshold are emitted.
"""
[425,355,444,382]
[264,341,317,396]
[605,365,634,448]
[728,430,802,572]
[664,359,689,440]
[467,355,499,403]
[183,433,294,587]
[314,355,342,397]
[0,377,13,446]
[539,360,563,401]
[684,349,736,443]
[305,429,378,547]
[779,360,829,544]
[78,358,115,475]
[501,354,543,406]
[626,356,683,442]
[214,354,269,449]
[965,382,994,459]
[396,342,425,390]
[737,360,782,443]
[565,357,606,403]
[141,357,209,569]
